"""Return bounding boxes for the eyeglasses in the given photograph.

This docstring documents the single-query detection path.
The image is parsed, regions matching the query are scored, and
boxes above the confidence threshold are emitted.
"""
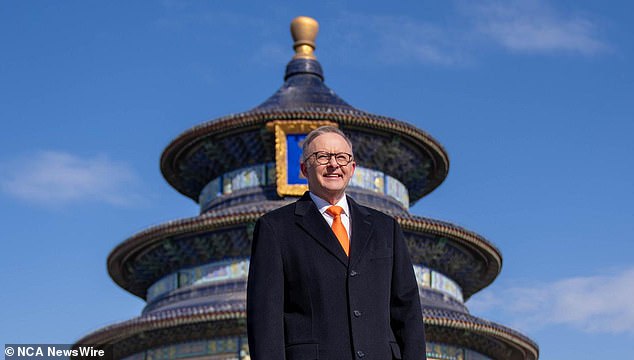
[308,151,354,166]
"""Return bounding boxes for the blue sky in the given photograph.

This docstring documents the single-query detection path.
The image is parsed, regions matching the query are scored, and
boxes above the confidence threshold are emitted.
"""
[1,1,633,359]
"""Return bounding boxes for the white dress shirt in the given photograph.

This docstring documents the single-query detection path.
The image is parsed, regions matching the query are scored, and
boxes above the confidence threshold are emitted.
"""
[308,192,352,240]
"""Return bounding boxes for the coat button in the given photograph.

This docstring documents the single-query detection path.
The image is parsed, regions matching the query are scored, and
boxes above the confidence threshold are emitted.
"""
[356,350,365,358]
[353,310,362,317]
[350,270,359,277]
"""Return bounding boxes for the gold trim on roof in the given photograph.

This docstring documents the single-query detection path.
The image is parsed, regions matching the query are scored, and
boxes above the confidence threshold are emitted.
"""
[266,120,337,197]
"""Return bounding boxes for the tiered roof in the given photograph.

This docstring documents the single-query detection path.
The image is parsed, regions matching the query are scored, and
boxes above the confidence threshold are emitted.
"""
[77,16,538,360]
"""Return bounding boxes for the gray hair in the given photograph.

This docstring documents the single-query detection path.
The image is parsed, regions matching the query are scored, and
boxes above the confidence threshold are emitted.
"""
[301,126,353,162]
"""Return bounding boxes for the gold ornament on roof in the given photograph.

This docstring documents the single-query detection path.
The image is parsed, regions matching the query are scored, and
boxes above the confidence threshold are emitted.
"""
[290,16,319,60]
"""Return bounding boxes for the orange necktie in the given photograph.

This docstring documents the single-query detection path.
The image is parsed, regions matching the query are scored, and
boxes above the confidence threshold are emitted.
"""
[327,205,349,256]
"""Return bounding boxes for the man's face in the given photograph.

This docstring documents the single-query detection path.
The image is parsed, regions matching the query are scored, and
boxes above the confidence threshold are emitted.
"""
[300,132,356,203]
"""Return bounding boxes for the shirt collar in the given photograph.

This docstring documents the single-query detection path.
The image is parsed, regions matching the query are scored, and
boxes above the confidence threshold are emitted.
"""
[309,192,350,216]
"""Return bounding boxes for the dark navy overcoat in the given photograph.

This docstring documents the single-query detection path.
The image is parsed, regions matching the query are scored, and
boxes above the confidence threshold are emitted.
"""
[247,192,426,360]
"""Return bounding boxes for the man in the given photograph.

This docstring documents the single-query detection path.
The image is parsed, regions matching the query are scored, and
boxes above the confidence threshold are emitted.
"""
[247,126,426,360]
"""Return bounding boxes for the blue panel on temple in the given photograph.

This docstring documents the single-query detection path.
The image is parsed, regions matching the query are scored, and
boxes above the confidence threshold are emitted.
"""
[286,134,307,185]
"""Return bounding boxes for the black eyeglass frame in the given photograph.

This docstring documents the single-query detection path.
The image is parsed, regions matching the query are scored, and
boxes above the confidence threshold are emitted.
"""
[307,151,354,166]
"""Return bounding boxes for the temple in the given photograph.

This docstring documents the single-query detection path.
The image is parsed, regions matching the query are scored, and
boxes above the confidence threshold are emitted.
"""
[77,16,539,360]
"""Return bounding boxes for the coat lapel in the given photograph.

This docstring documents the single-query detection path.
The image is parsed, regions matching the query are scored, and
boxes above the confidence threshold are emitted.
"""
[294,192,349,267]
[347,196,373,268]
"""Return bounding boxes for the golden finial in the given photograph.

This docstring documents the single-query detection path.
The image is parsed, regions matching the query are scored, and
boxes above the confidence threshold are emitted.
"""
[290,16,319,60]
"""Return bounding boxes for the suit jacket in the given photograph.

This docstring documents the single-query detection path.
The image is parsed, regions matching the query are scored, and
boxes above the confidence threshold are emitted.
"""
[247,192,426,360]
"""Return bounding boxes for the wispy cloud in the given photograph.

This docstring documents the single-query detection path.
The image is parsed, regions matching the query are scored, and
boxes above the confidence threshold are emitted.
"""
[468,267,634,335]
[324,13,468,66]
[317,2,607,67]
[1,151,142,207]
[463,0,607,55]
